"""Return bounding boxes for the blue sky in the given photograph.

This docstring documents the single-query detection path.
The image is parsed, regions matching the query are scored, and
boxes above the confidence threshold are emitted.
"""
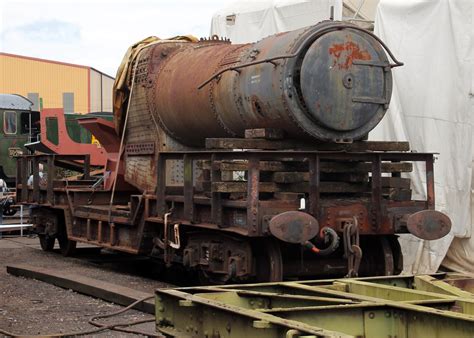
[0,0,236,76]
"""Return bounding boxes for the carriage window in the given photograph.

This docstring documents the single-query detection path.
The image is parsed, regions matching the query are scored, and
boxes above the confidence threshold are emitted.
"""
[46,117,59,145]
[3,111,17,135]
[65,116,92,144]
[20,112,31,134]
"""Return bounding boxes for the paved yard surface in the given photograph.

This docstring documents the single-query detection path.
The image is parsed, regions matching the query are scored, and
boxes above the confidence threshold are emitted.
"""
[0,235,173,336]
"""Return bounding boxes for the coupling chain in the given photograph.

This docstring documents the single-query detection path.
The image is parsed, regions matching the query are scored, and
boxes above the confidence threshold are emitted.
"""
[343,216,362,277]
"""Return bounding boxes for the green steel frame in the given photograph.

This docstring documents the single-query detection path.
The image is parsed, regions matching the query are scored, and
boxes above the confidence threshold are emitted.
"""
[156,274,474,337]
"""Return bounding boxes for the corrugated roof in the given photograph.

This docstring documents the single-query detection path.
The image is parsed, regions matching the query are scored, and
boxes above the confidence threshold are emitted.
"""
[1,52,115,79]
[0,94,33,111]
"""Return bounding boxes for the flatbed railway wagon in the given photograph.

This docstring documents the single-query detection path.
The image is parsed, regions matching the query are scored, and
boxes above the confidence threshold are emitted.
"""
[16,21,451,283]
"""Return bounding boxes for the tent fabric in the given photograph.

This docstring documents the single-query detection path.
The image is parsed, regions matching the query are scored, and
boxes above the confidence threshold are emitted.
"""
[210,0,343,44]
[372,0,474,273]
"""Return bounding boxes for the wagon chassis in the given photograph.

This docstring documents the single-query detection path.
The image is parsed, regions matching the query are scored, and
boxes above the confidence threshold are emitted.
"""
[15,138,447,282]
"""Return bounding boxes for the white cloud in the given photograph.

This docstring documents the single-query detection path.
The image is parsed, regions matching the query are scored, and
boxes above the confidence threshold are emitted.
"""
[0,0,237,76]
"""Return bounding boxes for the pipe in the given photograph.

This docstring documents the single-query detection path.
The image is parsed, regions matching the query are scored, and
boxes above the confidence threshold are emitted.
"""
[312,227,340,256]
[412,239,425,274]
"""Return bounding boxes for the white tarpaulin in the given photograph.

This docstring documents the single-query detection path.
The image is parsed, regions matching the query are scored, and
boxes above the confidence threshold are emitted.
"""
[372,0,474,273]
[210,0,342,44]
[210,0,474,274]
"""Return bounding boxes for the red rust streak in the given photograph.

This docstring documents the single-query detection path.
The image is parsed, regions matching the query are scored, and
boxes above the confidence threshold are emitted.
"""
[329,41,371,70]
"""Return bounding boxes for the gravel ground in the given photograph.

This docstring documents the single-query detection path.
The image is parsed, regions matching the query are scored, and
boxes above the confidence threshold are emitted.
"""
[0,235,175,336]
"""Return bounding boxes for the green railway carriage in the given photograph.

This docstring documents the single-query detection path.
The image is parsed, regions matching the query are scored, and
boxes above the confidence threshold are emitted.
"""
[0,94,39,186]
[1,94,113,187]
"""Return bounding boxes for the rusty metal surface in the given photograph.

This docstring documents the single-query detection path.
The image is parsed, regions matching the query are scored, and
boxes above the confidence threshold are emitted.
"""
[269,211,319,244]
[300,29,388,133]
[78,117,130,191]
[407,210,452,240]
[118,22,398,193]
[445,276,474,294]
[35,108,108,167]
[13,155,448,281]
[127,21,394,147]
[15,140,449,281]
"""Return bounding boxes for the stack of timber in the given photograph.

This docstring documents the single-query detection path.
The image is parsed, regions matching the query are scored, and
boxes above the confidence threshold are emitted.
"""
[196,129,413,202]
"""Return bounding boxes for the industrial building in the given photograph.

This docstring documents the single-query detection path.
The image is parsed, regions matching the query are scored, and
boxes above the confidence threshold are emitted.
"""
[0,52,114,114]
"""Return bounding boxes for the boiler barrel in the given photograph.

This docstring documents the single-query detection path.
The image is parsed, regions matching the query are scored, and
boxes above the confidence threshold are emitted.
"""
[137,21,393,146]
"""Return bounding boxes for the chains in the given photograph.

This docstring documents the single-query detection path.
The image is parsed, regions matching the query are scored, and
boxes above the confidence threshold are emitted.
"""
[343,217,362,277]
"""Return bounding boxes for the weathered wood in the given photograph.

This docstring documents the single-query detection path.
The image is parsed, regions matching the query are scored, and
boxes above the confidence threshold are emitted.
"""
[273,172,308,183]
[272,172,368,184]
[244,128,284,140]
[327,162,413,174]
[211,181,371,193]
[380,177,411,189]
[211,181,412,197]
[387,188,412,201]
[218,161,286,172]
[272,172,410,188]
[201,160,413,174]
[206,138,303,150]
[274,192,301,201]
[221,171,236,181]
[206,138,410,152]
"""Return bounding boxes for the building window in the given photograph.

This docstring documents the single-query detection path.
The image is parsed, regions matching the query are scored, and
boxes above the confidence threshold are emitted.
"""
[3,111,17,135]
[63,92,74,114]
[27,93,40,111]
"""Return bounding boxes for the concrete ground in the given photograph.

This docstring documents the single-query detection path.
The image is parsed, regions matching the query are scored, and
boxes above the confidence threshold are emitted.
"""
[0,235,172,336]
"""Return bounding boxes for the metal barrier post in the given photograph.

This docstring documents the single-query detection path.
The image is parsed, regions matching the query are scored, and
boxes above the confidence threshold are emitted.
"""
[20,205,23,237]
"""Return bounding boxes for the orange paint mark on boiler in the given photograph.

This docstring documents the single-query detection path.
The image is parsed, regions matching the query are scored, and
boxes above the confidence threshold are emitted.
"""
[329,41,371,70]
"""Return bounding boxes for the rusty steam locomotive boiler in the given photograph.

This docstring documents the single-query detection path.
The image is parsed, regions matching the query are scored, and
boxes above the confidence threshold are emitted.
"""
[18,21,451,283]
[119,21,393,146]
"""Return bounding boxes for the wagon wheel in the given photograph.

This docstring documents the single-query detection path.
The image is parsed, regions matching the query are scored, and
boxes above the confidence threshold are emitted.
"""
[57,232,77,256]
[359,235,402,276]
[2,206,16,216]
[253,238,283,282]
[39,234,55,251]
[197,270,230,286]
[380,237,395,275]
[386,235,402,275]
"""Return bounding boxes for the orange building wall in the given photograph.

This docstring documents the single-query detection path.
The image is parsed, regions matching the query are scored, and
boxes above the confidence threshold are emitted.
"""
[0,53,90,113]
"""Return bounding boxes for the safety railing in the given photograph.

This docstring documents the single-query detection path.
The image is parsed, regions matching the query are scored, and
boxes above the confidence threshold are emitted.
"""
[16,154,91,206]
